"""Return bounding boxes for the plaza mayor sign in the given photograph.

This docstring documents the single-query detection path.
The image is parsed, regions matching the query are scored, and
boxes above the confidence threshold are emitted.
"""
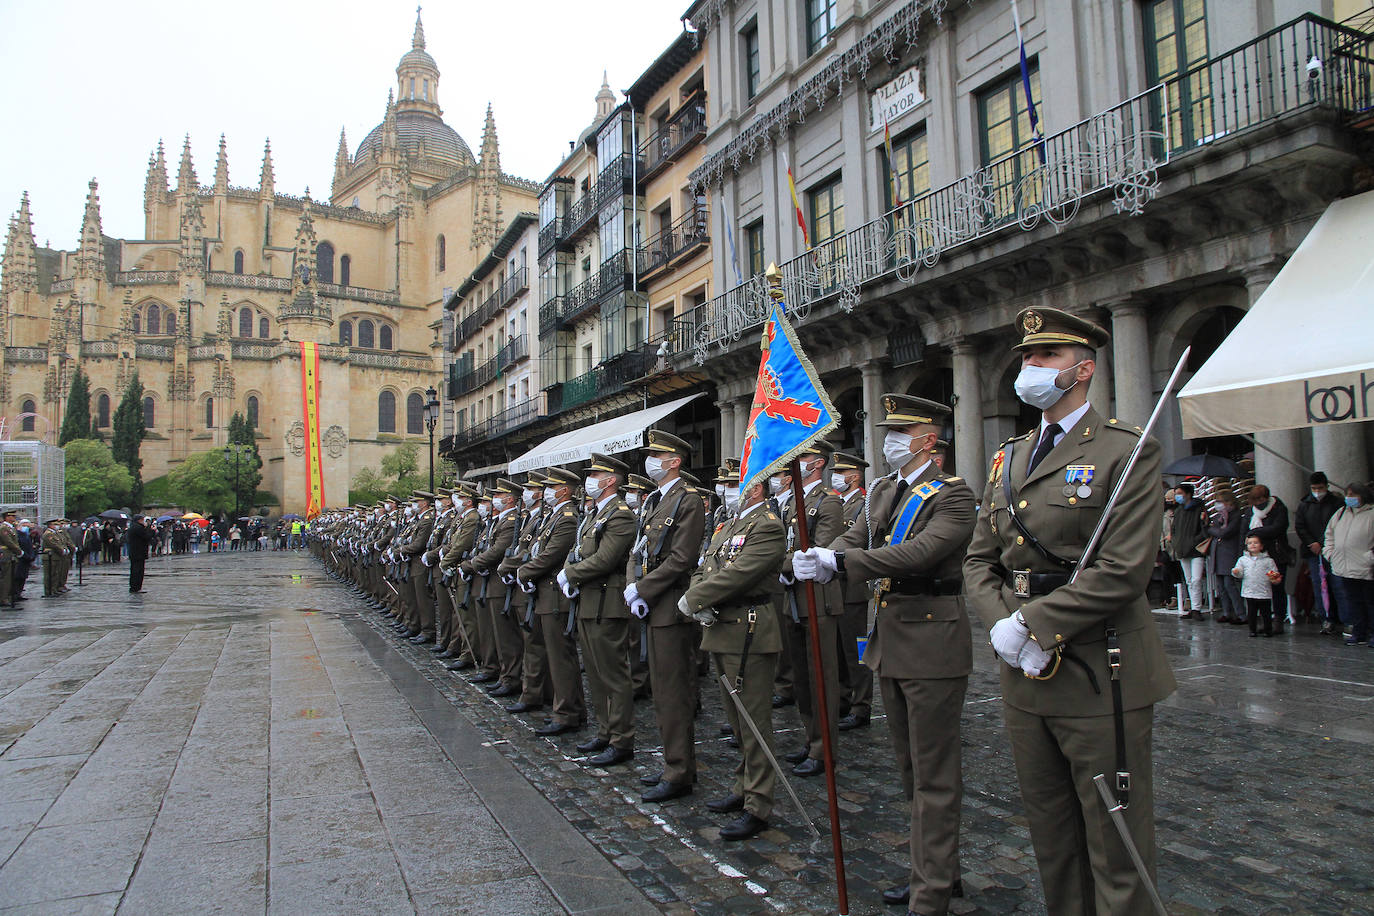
[870,66,925,133]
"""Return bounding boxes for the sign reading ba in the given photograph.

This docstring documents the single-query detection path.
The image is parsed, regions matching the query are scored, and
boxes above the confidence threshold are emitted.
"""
[869,66,925,133]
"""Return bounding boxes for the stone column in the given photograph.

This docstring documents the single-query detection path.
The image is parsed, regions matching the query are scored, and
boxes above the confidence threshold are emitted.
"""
[951,341,985,481]
[716,399,737,461]
[1109,299,1151,426]
[860,361,885,484]
[1244,264,1305,509]
[1311,424,1369,492]
[1090,344,1114,419]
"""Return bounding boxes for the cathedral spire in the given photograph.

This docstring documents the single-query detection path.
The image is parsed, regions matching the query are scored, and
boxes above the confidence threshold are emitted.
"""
[472,103,502,250]
[332,128,350,198]
[145,140,169,212]
[259,138,275,198]
[413,6,425,49]
[214,134,230,193]
[2,192,39,300]
[176,135,198,194]
[179,191,206,278]
[382,90,398,158]
[75,179,106,281]
[595,72,616,121]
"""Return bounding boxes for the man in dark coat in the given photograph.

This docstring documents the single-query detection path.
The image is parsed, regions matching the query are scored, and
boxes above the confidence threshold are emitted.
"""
[127,516,155,594]
[1246,484,1293,632]
[1295,472,1344,632]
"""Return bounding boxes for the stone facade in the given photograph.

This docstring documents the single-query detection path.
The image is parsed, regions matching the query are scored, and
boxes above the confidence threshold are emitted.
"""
[0,11,538,513]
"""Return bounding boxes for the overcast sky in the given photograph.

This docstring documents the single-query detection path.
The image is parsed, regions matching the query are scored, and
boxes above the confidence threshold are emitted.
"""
[0,0,693,248]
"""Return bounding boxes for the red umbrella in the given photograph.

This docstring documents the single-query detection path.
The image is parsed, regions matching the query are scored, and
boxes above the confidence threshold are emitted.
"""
[190,518,211,528]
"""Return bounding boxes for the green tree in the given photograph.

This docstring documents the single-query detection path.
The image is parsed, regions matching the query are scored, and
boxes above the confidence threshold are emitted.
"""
[224,411,264,514]
[380,442,427,494]
[111,373,146,508]
[58,367,93,446]
[64,439,134,519]
[166,450,236,516]
[349,466,388,506]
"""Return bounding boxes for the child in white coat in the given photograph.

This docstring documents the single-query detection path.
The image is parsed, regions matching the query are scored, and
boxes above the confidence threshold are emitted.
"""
[1233,534,1280,637]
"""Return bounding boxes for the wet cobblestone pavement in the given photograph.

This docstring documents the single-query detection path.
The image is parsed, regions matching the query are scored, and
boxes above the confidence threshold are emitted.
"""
[0,551,1370,914]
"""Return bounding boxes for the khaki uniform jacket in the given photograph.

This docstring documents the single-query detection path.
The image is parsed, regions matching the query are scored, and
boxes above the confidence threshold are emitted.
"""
[467,510,518,601]
[687,503,786,655]
[963,408,1177,717]
[0,525,20,560]
[779,483,845,617]
[832,464,976,680]
[564,495,637,620]
[41,528,66,557]
[839,488,868,604]
[373,517,397,552]
[518,502,578,616]
[400,510,434,559]
[422,510,455,566]
[627,479,706,627]
[499,507,542,577]
[439,509,480,571]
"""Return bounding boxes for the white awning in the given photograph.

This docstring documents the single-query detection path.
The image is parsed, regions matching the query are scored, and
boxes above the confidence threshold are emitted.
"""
[508,393,705,474]
[1178,190,1374,439]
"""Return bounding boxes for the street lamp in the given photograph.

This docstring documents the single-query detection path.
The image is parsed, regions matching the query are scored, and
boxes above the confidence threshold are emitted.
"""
[223,444,243,523]
[423,385,440,493]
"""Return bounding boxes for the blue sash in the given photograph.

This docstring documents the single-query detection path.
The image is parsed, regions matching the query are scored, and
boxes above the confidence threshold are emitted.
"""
[886,479,945,544]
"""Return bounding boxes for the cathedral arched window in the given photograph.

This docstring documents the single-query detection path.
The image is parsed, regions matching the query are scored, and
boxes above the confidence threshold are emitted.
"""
[165,310,176,336]
[146,308,160,335]
[205,397,214,429]
[131,310,141,334]
[21,400,35,432]
[316,242,335,284]
[339,320,353,347]
[339,255,351,287]
[406,392,424,434]
[247,396,259,429]
[378,391,396,433]
[379,325,393,350]
[143,397,155,429]
[96,393,110,429]
[239,308,253,338]
[233,250,244,274]
[259,317,269,339]
[358,319,375,349]
[436,235,446,273]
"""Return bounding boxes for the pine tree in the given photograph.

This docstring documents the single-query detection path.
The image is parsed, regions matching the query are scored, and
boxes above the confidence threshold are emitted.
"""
[111,374,147,508]
[225,411,263,513]
[58,368,93,446]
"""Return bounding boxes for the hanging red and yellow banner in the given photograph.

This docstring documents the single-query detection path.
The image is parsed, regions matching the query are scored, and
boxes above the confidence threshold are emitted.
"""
[299,341,326,519]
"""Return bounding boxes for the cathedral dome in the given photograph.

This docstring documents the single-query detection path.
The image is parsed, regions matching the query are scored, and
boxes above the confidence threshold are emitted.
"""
[355,111,472,168]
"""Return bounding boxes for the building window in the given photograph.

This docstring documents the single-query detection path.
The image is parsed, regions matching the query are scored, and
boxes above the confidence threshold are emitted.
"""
[21,399,35,432]
[97,393,110,428]
[422,78,429,101]
[143,397,155,429]
[883,126,931,210]
[247,395,259,429]
[809,176,844,246]
[406,392,424,434]
[316,241,335,284]
[146,307,161,335]
[205,397,214,429]
[743,25,761,100]
[409,77,416,99]
[339,320,353,346]
[165,310,176,336]
[358,319,375,349]
[239,307,253,338]
[131,310,141,334]
[436,234,446,273]
[806,0,836,55]
[379,325,393,350]
[378,391,396,433]
[233,250,244,274]
[745,221,765,278]
[978,63,1042,222]
[339,254,350,287]
[1145,0,1211,149]
[259,316,269,338]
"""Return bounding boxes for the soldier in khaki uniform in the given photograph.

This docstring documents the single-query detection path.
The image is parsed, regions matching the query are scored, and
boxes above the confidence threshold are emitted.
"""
[797,396,976,915]
[683,467,785,840]
[437,484,483,664]
[622,473,653,699]
[0,510,21,608]
[41,520,68,598]
[626,430,706,803]
[964,308,1175,916]
[517,467,584,735]
[773,441,845,777]
[464,486,521,692]
[830,451,874,731]
[561,454,637,766]
[399,492,436,641]
[422,489,457,651]
[499,478,551,713]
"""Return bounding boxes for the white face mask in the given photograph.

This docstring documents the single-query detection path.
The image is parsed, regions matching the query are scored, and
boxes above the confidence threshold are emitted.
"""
[1013,360,1085,409]
[723,487,740,514]
[491,496,505,512]
[768,476,786,496]
[404,506,414,518]
[584,476,603,500]
[477,504,490,519]
[799,457,822,477]
[644,455,671,482]
[830,472,851,493]
[715,483,726,498]
[883,430,916,470]
[543,487,557,506]
[625,492,640,509]
[522,489,537,507]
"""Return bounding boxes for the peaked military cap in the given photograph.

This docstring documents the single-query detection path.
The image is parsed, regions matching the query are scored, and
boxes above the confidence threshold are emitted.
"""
[715,456,741,484]
[801,439,836,458]
[588,452,630,477]
[876,394,950,429]
[643,429,690,458]
[1012,306,1110,351]
[680,471,700,488]
[384,494,401,504]
[546,467,581,488]
[493,478,520,495]
[625,474,653,492]
[831,451,869,471]
[411,490,435,501]
[521,475,546,490]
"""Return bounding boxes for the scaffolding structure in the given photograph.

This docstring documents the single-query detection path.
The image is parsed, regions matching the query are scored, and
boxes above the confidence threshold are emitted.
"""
[0,441,65,523]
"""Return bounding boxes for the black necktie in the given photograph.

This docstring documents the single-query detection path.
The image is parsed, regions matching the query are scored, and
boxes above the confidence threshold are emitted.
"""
[884,478,909,532]
[1027,423,1062,477]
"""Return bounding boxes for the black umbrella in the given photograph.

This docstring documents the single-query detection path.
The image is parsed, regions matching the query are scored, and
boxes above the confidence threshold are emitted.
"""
[99,509,130,521]
[1163,454,1243,478]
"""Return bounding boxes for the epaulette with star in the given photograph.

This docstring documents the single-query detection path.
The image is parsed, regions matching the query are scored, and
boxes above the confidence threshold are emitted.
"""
[1104,418,1144,436]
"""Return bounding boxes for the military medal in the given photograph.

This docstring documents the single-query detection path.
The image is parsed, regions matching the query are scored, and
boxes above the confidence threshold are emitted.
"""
[1062,485,1077,497]
[1065,465,1095,500]
[989,449,1006,486]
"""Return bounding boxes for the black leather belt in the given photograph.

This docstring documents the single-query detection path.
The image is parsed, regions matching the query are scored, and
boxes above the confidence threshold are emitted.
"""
[887,576,962,597]
[1004,569,1071,598]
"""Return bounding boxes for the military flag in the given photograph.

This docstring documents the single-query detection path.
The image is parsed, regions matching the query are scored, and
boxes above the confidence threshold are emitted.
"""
[782,153,810,251]
[1011,0,1047,164]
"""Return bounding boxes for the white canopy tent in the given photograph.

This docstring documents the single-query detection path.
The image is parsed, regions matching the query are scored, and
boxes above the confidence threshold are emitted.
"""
[508,393,705,474]
[1178,189,1374,439]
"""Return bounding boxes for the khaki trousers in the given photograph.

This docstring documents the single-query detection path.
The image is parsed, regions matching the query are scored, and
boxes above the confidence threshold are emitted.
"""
[785,611,841,761]
[648,620,698,785]
[715,649,777,819]
[538,610,585,727]
[578,616,634,749]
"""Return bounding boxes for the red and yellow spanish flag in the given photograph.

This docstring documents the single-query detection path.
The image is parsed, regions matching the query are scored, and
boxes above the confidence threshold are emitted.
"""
[883,114,904,208]
[299,341,326,519]
[783,153,810,251]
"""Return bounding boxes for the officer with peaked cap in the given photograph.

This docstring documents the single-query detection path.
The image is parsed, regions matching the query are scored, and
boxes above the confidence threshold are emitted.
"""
[963,307,1175,915]
[829,450,874,730]
[499,476,553,714]
[622,473,655,698]
[795,394,976,914]
[399,491,437,641]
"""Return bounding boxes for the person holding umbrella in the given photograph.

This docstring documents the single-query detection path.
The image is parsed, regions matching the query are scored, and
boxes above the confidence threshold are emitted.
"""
[126,515,154,594]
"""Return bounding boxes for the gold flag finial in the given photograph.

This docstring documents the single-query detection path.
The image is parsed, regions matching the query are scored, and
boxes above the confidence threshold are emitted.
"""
[765,262,785,302]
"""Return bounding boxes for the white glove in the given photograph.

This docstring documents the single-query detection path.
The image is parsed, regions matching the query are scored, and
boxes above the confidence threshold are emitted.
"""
[500,573,515,585]
[623,583,640,605]
[779,572,794,586]
[559,573,579,599]
[630,598,650,619]
[519,578,537,594]
[458,567,472,581]
[990,614,1031,667]
[1017,640,1055,677]
[677,595,691,617]
[792,548,837,583]
[556,570,569,590]
[421,554,433,567]
[791,550,818,580]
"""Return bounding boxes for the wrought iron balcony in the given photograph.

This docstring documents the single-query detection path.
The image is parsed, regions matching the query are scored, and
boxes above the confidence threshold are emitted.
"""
[538,296,565,336]
[640,97,708,178]
[448,398,544,452]
[455,267,529,345]
[639,209,709,277]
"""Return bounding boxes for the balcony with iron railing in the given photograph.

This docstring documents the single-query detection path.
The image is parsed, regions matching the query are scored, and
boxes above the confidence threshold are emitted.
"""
[640,98,708,179]
[639,209,709,278]
[455,267,529,347]
[449,398,545,452]
[678,13,1373,366]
